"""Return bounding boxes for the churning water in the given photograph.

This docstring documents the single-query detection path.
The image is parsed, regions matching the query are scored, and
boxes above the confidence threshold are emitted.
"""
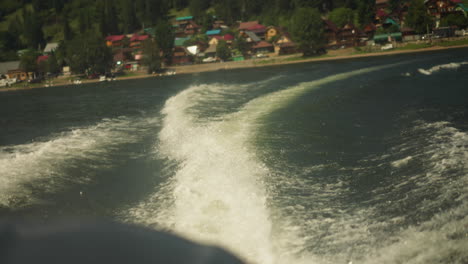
[1,48,468,263]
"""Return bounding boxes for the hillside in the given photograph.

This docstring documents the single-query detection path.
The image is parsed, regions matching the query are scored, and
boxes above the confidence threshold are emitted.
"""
[0,0,378,62]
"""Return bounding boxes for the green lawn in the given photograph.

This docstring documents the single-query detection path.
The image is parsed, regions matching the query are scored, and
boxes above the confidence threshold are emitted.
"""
[395,42,434,50]
[436,38,468,46]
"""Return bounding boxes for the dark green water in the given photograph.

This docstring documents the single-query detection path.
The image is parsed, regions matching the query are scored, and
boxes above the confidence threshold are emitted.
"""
[1,48,468,263]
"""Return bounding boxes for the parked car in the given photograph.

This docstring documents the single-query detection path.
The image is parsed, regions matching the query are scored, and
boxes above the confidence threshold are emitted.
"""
[202,57,217,63]
[255,53,269,58]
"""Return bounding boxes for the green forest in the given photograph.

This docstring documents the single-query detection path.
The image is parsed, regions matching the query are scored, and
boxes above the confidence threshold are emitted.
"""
[1,0,468,76]
[0,0,376,61]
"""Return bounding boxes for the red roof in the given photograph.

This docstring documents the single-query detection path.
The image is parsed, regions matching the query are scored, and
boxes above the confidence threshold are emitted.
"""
[223,34,234,40]
[376,9,389,18]
[252,41,273,49]
[106,35,125,42]
[364,23,376,32]
[130,34,149,42]
[238,21,260,30]
[450,0,462,3]
[36,55,49,64]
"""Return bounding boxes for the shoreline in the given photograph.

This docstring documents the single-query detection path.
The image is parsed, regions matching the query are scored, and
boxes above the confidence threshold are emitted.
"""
[2,43,468,93]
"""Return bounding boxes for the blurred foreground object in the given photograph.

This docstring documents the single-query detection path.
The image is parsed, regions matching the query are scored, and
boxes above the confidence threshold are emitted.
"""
[0,220,244,264]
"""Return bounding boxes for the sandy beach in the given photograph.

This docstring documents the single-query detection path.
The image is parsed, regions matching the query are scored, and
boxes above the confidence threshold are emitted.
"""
[2,43,468,93]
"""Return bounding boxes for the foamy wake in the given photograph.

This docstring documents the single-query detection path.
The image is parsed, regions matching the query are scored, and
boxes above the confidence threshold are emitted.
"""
[418,61,468,75]
[128,83,276,264]
[364,121,468,263]
[126,64,405,264]
[0,116,158,207]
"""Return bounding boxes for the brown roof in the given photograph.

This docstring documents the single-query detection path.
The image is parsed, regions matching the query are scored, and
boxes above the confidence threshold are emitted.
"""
[376,0,389,4]
[400,27,415,32]
[277,42,296,48]
[238,21,260,30]
[323,19,339,32]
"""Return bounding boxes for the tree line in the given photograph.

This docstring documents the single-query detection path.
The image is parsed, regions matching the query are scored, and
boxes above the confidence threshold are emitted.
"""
[0,0,378,57]
[1,0,466,74]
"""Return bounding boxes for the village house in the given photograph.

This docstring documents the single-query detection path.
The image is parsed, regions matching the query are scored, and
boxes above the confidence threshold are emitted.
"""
[174,16,194,27]
[106,35,127,48]
[43,42,59,54]
[238,21,267,39]
[223,34,234,44]
[212,20,227,29]
[241,31,261,43]
[375,9,390,25]
[174,37,190,47]
[375,0,390,10]
[338,23,366,47]
[252,41,274,54]
[184,20,201,36]
[425,0,468,27]
[364,23,377,38]
[265,26,280,41]
[206,29,222,37]
[209,36,223,45]
[174,27,186,38]
[273,33,297,55]
[323,20,339,48]
[36,55,49,73]
[113,47,134,65]
[0,61,33,81]
[129,34,149,51]
[172,46,192,65]
[173,16,196,38]
[209,34,234,46]
[204,44,217,58]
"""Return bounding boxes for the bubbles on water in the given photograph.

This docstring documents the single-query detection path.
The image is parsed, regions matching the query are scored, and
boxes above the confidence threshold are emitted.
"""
[0,115,159,207]
[125,62,466,264]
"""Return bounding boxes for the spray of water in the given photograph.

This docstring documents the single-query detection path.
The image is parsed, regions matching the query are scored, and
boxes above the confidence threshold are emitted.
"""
[0,116,158,207]
[126,64,403,264]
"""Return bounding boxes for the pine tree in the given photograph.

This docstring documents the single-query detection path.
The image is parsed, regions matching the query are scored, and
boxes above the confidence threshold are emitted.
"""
[63,13,73,41]
[120,0,137,33]
[105,0,119,35]
[22,8,44,50]
[142,38,161,73]
[154,20,174,64]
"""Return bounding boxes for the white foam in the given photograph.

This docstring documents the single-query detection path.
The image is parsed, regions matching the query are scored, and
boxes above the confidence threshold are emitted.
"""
[391,156,413,168]
[126,63,406,264]
[0,116,158,207]
[418,61,468,75]
[363,121,468,263]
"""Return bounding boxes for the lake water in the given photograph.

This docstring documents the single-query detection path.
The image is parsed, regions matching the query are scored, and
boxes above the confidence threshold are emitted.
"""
[1,48,468,264]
